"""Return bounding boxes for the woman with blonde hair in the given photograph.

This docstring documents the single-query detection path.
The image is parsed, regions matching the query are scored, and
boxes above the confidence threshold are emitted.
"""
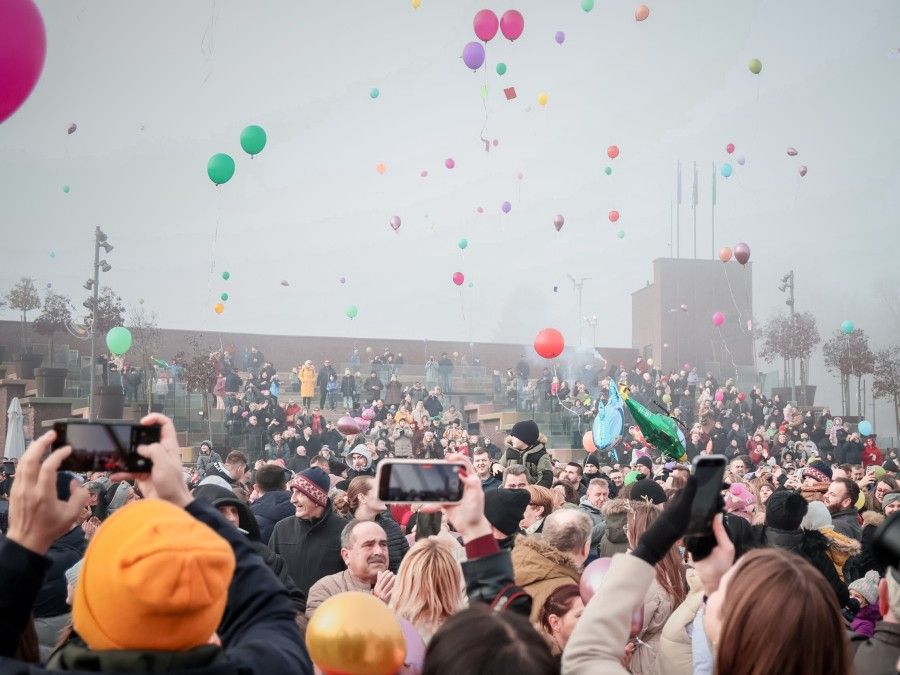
[388,537,466,643]
[521,484,555,535]
[625,502,688,675]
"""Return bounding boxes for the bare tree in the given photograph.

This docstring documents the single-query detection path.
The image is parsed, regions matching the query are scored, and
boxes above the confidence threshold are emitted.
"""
[127,305,161,414]
[823,329,875,417]
[873,346,900,442]
[33,291,74,367]
[5,277,42,352]
[174,334,219,443]
[759,311,820,403]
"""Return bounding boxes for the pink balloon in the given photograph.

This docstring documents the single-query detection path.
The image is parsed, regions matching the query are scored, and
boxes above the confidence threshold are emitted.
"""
[712,311,725,327]
[786,147,798,156]
[798,165,807,177]
[420,170,428,177]
[476,206,484,213]
[397,617,426,675]
[337,415,361,435]
[390,215,401,231]
[362,408,376,421]
[733,242,751,265]
[726,143,735,154]
[579,557,612,603]
[473,9,499,41]
[0,0,46,124]
[445,158,455,169]
[500,9,525,41]
[452,272,465,286]
[715,389,725,402]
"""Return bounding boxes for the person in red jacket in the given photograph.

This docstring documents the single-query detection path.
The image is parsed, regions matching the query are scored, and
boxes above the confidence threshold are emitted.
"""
[862,436,884,468]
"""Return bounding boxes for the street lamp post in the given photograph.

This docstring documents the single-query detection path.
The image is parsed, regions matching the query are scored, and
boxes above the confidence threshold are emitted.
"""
[778,270,796,404]
[583,315,599,348]
[87,227,113,420]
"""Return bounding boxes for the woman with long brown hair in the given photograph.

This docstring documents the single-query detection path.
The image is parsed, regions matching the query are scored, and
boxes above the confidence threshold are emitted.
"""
[625,502,688,675]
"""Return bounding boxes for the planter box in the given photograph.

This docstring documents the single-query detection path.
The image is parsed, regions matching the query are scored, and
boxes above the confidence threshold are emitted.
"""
[14,353,43,379]
[35,368,67,397]
[771,385,817,406]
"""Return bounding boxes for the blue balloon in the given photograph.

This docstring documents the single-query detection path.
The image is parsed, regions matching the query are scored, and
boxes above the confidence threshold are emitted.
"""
[840,320,855,335]
[721,163,733,178]
[592,381,624,458]
[858,420,873,437]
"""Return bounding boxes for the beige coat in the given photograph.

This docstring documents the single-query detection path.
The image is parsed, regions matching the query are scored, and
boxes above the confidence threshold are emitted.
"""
[563,553,655,675]
[655,569,704,675]
[305,569,372,618]
[511,536,582,624]
[630,577,675,675]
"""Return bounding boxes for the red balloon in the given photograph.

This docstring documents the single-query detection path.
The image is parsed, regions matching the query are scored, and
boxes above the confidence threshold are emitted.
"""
[712,311,725,327]
[726,143,735,154]
[337,415,361,435]
[499,9,525,41]
[473,9,499,41]
[583,431,597,454]
[534,328,565,359]
[607,145,619,159]
[733,242,751,265]
[608,210,620,222]
[452,271,465,286]
[0,0,46,124]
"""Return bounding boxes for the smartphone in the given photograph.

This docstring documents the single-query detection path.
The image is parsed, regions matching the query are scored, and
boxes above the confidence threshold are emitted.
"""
[376,459,465,504]
[53,421,160,473]
[684,454,727,537]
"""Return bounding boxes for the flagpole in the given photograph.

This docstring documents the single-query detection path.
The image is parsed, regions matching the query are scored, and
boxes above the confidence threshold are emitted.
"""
[711,162,717,259]
[675,160,682,258]
[692,161,698,259]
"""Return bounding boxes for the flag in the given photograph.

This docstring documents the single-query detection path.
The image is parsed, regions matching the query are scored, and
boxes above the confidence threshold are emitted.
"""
[620,385,687,462]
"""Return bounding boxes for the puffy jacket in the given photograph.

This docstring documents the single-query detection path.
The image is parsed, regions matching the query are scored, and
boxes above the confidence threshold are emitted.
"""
[250,491,295,545]
[499,443,553,487]
[598,499,630,558]
[578,497,607,555]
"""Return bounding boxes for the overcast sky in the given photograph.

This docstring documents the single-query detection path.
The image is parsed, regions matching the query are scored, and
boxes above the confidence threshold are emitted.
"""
[1,1,899,427]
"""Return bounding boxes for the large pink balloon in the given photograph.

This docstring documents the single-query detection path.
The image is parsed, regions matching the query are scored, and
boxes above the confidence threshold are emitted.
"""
[580,557,644,637]
[733,242,751,265]
[500,10,525,41]
[712,312,725,327]
[452,272,465,286]
[0,0,46,124]
[397,617,426,675]
[362,408,376,421]
[337,415,361,435]
[473,9,499,41]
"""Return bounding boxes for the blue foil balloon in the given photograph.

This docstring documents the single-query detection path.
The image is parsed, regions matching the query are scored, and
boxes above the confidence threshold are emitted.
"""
[592,380,624,460]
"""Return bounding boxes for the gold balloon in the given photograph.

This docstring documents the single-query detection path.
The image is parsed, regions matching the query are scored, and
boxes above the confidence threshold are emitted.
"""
[537,91,549,106]
[213,302,225,315]
[306,592,405,675]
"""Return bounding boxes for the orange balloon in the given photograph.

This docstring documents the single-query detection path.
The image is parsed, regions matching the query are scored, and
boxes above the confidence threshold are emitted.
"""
[719,246,733,263]
[583,431,597,454]
[213,303,225,315]
[375,163,386,175]
[635,4,650,21]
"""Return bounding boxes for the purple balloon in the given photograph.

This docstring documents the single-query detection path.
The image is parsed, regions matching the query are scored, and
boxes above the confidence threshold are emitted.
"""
[397,617,426,675]
[462,41,485,71]
[501,200,512,213]
[555,30,566,44]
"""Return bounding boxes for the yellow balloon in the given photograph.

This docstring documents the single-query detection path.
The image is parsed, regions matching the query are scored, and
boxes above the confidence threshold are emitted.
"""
[411,0,420,7]
[213,303,224,315]
[537,92,549,106]
[306,592,405,675]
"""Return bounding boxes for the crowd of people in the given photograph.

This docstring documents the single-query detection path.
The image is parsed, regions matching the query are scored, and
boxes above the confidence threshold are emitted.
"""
[1,348,900,674]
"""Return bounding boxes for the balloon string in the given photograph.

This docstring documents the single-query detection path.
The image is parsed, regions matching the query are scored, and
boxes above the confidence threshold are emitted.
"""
[458,288,466,321]
[718,327,740,383]
[722,264,748,334]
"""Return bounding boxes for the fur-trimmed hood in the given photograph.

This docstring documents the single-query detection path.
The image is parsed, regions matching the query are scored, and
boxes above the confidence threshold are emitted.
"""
[601,497,633,518]
[511,536,582,588]
[862,511,885,529]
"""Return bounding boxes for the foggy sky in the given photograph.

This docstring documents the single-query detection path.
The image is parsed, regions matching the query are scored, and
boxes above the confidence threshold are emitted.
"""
[1,1,899,431]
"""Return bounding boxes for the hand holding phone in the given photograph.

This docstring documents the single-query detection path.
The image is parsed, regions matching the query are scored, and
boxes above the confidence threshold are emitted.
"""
[54,422,160,473]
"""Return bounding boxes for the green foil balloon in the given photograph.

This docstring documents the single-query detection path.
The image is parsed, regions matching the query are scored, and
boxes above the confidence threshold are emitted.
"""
[106,326,133,355]
[345,305,358,319]
[240,125,267,157]
[220,292,229,302]
[496,62,507,76]
[207,153,235,185]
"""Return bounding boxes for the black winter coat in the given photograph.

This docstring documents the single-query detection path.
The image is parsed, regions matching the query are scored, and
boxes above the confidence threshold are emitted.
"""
[374,513,410,574]
[33,526,85,618]
[250,491,295,545]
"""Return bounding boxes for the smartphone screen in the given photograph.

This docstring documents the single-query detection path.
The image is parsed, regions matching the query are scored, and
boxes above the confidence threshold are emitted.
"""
[54,422,159,473]
[376,460,465,503]
[685,455,727,537]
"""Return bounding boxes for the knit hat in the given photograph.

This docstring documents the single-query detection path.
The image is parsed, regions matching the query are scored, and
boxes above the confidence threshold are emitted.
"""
[584,454,600,469]
[624,470,642,486]
[199,440,213,452]
[882,492,900,510]
[765,490,808,531]
[484,488,530,536]
[804,460,832,484]
[72,499,235,651]
[872,466,887,480]
[289,467,330,507]
[510,420,540,447]
[630,479,667,505]
[634,456,653,472]
[197,475,233,491]
[800,500,832,531]
[849,570,881,605]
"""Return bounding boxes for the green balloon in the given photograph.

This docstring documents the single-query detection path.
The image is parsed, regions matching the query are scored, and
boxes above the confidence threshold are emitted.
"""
[617,229,625,239]
[222,271,230,280]
[240,125,267,157]
[604,166,612,176]
[345,305,358,319]
[581,0,595,11]
[220,292,229,302]
[207,153,235,185]
[106,326,132,356]
[370,87,380,99]
[480,84,489,100]
[458,238,468,250]
[496,62,507,76]
[748,58,762,75]
[62,185,70,193]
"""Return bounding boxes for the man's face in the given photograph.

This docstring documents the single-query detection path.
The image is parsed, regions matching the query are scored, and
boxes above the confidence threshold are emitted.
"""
[824,483,849,514]
[342,522,389,584]
[876,482,892,503]
[291,489,322,519]
[506,435,528,451]
[473,453,491,477]
[636,463,651,478]
[851,466,864,482]
[583,463,598,475]
[561,465,582,486]
[217,505,241,529]
[609,472,623,487]
[350,453,368,470]
[885,499,900,517]
[587,484,609,509]
[729,459,746,478]
[504,473,529,490]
